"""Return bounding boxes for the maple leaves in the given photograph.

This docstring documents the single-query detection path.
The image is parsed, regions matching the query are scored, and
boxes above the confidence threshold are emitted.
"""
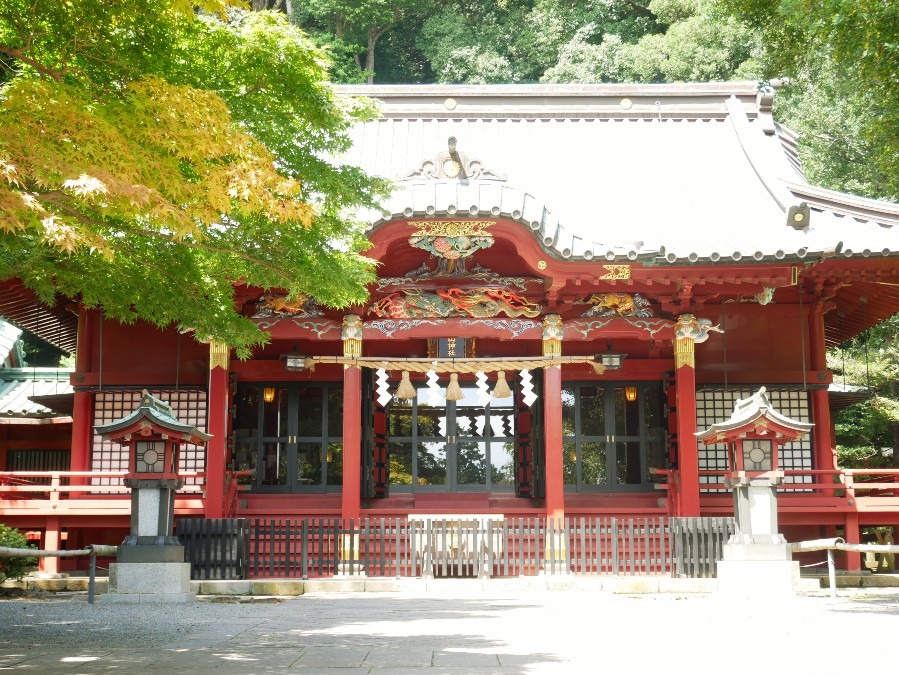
[0,3,385,355]
[0,74,314,254]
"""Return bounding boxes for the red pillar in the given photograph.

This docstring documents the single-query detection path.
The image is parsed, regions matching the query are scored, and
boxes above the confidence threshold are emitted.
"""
[675,338,700,516]
[341,365,362,521]
[543,365,564,522]
[40,517,60,574]
[809,303,836,470]
[70,309,95,479]
[204,341,229,519]
[844,512,861,571]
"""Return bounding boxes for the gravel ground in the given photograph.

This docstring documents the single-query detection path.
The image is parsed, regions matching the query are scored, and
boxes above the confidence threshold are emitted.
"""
[0,596,285,650]
[0,589,898,674]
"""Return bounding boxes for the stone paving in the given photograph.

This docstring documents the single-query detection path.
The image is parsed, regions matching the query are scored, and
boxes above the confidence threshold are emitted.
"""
[0,584,898,673]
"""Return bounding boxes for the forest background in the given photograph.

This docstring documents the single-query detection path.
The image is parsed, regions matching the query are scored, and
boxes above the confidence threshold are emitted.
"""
[2,0,896,467]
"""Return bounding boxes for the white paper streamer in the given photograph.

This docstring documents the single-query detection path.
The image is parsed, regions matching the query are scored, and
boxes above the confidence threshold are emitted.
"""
[474,415,486,436]
[457,415,471,435]
[376,368,392,407]
[520,369,537,407]
[490,415,505,437]
[438,415,448,437]
[426,369,444,406]
[475,371,490,407]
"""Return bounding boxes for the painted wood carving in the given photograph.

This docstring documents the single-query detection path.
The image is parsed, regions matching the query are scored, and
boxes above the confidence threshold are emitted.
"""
[674,314,724,343]
[408,220,494,275]
[575,292,654,318]
[370,288,541,319]
[253,293,323,318]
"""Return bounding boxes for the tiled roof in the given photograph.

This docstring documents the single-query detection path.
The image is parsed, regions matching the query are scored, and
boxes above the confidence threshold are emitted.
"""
[0,368,73,419]
[0,321,22,365]
[337,82,899,265]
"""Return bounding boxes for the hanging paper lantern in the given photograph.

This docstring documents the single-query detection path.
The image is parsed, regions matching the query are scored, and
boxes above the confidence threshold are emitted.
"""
[493,371,512,399]
[445,373,463,400]
[396,371,417,400]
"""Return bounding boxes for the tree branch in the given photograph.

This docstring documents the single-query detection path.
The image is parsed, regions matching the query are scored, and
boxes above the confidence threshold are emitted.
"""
[0,45,64,81]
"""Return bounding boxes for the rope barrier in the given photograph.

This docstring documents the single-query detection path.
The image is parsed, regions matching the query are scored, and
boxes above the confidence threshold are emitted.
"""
[0,545,117,604]
[303,355,605,374]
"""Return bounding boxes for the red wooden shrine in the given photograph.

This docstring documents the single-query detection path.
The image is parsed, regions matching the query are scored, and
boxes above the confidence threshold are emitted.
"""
[1,82,898,574]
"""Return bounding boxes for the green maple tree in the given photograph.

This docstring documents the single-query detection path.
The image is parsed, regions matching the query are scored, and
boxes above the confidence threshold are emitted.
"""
[0,1,389,357]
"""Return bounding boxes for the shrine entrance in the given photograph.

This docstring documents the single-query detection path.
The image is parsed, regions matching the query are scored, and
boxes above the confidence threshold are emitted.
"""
[385,381,518,492]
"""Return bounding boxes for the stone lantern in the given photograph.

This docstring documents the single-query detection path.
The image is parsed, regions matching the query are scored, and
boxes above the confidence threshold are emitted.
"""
[95,390,211,602]
[696,387,815,595]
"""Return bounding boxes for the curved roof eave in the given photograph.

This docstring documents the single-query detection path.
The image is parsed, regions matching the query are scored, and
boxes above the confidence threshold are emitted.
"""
[344,83,899,266]
[364,180,890,266]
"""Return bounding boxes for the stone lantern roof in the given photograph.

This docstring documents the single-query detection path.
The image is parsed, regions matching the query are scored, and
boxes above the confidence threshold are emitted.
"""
[94,389,211,446]
[695,386,814,445]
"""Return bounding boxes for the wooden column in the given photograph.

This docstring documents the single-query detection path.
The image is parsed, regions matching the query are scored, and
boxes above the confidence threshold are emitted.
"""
[543,365,565,522]
[40,517,60,574]
[204,341,229,519]
[675,334,701,516]
[342,366,362,521]
[844,512,862,571]
[541,314,565,522]
[70,309,95,478]
[809,302,836,470]
[341,315,363,522]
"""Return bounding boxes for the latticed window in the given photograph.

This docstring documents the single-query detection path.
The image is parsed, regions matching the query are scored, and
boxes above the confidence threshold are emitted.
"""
[91,389,207,485]
[696,388,812,492]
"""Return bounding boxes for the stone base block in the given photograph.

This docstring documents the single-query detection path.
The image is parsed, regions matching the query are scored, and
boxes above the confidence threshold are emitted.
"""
[722,542,793,562]
[197,580,252,595]
[31,576,69,592]
[99,592,195,603]
[248,580,305,596]
[108,562,191,595]
[117,544,185,564]
[717,559,803,596]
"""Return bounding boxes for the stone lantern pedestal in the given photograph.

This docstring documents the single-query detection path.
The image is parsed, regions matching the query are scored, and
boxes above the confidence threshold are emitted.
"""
[94,391,211,603]
[716,473,804,596]
[695,387,818,596]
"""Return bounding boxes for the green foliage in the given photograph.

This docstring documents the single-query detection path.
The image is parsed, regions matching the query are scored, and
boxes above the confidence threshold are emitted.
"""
[0,3,388,357]
[543,2,759,83]
[828,315,899,467]
[714,0,899,201]
[291,0,433,83]
[0,524,36,582]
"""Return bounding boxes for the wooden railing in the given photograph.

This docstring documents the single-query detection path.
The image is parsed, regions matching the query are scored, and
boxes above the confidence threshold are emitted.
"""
[0,471,206,513]
[224,470,253,518]
[697,468,899,502]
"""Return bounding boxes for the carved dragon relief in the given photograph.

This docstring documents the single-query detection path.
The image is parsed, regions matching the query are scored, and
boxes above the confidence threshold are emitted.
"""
[369,288,541,320]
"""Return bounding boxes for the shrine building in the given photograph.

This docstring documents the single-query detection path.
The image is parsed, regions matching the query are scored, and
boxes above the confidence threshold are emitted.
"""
[2,82,898,576]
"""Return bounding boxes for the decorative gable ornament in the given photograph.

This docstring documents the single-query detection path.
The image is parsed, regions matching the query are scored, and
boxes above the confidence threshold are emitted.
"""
[398,136,507,182]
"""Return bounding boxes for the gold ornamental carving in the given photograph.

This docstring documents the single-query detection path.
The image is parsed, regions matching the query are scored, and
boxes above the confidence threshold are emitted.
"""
[599,265,631,280]
[675,338,695,369]
[409,220,494,238]
[542,314,563,357]
[209,341,230,370]
[342,314,363,358]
